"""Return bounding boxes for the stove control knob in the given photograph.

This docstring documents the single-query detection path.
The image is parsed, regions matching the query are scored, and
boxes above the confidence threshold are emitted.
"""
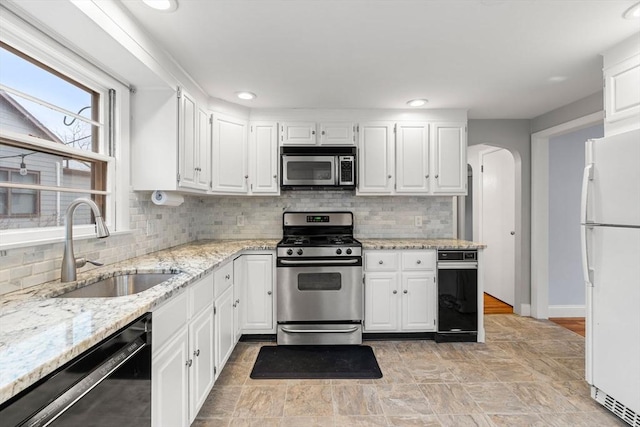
[297,249,303,256]
[286,249,293,256]
[346,248,352,255]
[336,248,342,255]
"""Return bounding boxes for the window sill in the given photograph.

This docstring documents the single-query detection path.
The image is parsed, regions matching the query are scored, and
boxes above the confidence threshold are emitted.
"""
[0,227,133,251]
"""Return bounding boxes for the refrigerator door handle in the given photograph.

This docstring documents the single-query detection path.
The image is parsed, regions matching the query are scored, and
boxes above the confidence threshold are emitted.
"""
[581,224,594,287]
[581,163,594,225]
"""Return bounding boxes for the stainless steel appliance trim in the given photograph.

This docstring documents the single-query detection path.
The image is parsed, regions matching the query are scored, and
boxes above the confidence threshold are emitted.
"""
[338,155,355,186]
[279,259,360,265]
[282,211,353,227]
[24,335,147,427]
[281,326,360,334]
[437,262,478,269]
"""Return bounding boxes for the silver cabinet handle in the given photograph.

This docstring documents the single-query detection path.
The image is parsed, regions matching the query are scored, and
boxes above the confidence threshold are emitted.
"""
[435,174,439,179]
[387,175,392,179]
[321,130,326,135]
[225,274,230,280]
[392,290,397,294]
[425,175,429,179]
[273,175,277,179]
[245,175,249,179]
[267,290,272,295]
[281,326,358,334]
[236,299,240,304]
[312,130,316,135]
[379,260,383,264]
[403,290,408,294]
[417,260,422,264]
[510,231,516,235]
[194,349,200,357]
[186,359,192,367]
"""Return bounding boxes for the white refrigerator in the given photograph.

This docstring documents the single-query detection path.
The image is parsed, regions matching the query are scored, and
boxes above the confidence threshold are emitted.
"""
[581,128,640,425]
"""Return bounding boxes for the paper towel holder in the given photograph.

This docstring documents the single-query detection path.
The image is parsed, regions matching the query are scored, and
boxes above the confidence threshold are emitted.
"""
[151,190,184,207]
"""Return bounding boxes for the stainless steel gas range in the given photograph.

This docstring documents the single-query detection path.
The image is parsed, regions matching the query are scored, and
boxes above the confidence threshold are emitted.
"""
[276,211,363,345]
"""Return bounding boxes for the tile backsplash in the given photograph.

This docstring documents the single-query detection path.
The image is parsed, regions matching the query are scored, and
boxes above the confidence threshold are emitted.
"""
[0,190,453,295]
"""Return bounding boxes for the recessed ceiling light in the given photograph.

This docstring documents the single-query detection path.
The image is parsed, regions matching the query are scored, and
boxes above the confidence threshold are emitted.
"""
[236,91,257,100]
[548,76,567,83]
[407,99,428,107]
[142,0,178,12]
[623,1,640,19]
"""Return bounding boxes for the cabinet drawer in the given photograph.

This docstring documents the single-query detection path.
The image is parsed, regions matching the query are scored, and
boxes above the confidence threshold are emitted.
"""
[190,274,214,317]
[365,251,399,271]
[402,251,436,270]
[153,290,188,350]
[214,261,234,297]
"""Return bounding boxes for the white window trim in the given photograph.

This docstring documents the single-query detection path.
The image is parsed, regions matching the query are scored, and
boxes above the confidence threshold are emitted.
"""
[0,9,131,250]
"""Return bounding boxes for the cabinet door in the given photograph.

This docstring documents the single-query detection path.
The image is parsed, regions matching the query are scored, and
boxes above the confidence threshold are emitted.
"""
[214,285,235,379]
[431,122,466,195]
[395,122,430,193]
[152,328,189,427]
[237,254,274,331]
[401,271,436,331]
[605,55,640,127]
[196,108,212,190]
[280,122,317,145]
[364,272,399,331]
[178,89,198,190]
[250,122,279,194]
[319,122,356,145]
[189,306,215,423]
[212,114,248,193]
[357,122,394,194]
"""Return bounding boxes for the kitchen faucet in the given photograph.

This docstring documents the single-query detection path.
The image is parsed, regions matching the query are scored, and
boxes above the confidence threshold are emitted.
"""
[60,198,110,282]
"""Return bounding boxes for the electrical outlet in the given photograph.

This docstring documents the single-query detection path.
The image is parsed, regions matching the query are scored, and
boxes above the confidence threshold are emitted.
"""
[414,216,423,227]
[237,215,245,226]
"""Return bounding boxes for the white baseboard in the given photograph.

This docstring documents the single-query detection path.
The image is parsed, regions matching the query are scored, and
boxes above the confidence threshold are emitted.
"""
[520,304,531,317]
[548,305,585,318]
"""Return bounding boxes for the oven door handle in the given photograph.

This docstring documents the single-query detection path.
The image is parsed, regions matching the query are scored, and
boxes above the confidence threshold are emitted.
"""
[279,259,360,265]
[437,262,478,270]
[281,326,360,334]
[23,334,148,427]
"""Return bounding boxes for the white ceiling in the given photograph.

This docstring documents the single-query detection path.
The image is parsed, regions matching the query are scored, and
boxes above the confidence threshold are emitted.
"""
[119,0,640,119]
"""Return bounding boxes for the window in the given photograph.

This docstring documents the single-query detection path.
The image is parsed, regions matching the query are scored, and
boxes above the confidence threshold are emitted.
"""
[0,41,110,234]
[0,168,40,218]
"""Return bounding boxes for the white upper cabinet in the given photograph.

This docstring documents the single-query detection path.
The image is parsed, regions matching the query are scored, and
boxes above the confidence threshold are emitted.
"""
[357,122,395,194]
[178,91,198,189]
[604,55,640,135]
[211,113,248,193]
[358,121,467,196]
[281,121,356,145]
[319,122,356,145]
[395,122,430,194]
[249,122,279,194]
[280,122,317,145]
[132,87,211,193]
[431,122,466,194]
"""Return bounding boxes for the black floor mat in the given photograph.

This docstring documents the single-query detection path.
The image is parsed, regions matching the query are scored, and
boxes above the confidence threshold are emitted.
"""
[250,345,383,379]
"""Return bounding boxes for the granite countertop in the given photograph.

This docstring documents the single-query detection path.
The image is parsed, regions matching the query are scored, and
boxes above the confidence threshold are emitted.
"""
[0,237,482,403]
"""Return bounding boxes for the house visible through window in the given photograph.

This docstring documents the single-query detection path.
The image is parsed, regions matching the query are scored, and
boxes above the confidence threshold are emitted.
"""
[0,41,109,231]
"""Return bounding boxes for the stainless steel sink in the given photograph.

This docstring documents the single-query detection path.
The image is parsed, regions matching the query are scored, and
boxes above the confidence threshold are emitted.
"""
[56,273,177,298]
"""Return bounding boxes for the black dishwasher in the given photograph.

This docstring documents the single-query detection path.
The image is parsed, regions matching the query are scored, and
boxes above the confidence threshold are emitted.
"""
[0,313,151,427]
[436,250,478,342]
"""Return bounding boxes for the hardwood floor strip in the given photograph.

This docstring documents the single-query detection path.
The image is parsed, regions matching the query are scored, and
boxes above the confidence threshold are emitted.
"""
[483,293,513,314]
[549,317,585,337]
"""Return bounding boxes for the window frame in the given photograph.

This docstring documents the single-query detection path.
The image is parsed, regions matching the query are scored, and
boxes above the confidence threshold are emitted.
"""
[0,11,130,250]
[0,167,41,218]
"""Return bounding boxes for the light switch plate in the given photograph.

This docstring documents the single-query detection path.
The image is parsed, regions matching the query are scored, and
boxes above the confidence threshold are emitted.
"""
[414,216,423,227]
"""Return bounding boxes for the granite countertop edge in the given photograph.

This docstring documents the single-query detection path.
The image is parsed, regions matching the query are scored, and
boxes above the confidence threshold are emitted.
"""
[0,237,483,403]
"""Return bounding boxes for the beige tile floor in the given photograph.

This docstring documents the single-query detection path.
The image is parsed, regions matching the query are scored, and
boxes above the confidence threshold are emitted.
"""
[193,314,626,426]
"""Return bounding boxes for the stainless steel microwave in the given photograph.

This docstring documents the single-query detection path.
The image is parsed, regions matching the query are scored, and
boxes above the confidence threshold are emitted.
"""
[281,146,356,190]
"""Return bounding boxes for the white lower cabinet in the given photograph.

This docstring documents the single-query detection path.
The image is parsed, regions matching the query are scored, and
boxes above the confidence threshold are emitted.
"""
[364,250,437,332]
[152,274,215,427]
[214,284,235,380]
[234,253,275,333]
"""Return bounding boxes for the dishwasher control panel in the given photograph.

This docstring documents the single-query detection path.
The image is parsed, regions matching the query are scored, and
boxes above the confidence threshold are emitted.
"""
[437,250,477,261]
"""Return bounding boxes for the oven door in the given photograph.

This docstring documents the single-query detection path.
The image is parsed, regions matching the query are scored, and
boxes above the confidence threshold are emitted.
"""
[281,155,336,186]
[277,259,362,322]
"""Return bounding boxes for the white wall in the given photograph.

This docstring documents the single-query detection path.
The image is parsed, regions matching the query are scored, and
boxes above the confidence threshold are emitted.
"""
[548,124,603,309]
[467,120,531,315]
